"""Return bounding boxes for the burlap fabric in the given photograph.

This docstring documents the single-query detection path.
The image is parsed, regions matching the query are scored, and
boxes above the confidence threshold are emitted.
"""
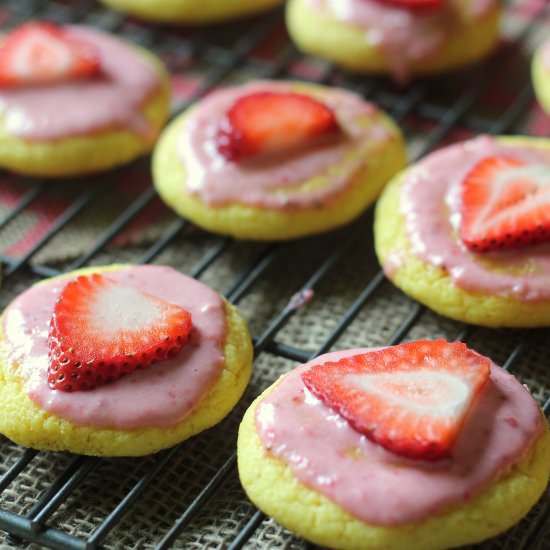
[0,0,549,548]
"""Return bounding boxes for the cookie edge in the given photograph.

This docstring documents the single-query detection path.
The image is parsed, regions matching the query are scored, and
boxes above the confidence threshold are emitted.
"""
[99,0,283,24]
[152,81,407,241]
[0,41,171,178]
[237,377,550,550]
[0,264,253,457]
[286,0,502,76]
[374,135,550,327]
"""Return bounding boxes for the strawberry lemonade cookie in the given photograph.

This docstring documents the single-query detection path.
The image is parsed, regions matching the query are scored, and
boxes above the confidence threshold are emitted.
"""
[238,340,550,550]
[375,135,550,327]
[532,39,550,115]
[286,0,502,81]
[0,265,252,456]
[0,22,170,177]
[153,80,406,240]
[99,0,284,24]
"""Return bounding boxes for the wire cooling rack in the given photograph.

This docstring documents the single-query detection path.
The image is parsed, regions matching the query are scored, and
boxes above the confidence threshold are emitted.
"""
[0,0,549,548]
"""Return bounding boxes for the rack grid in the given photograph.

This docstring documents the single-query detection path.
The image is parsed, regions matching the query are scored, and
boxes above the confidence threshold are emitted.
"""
[0,0,549,548]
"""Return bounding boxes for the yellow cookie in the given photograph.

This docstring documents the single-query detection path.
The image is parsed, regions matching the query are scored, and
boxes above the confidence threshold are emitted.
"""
[0,24,170,178]
[238,345,550,550]
[0,264,253,457]
[375,135,550,327]
[286,0,501,80]
[99,0,284,23]
[153,80,406,241]
[532,40,550,115]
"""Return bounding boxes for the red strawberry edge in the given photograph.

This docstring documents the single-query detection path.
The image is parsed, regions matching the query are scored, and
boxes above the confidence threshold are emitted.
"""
[301,340,491,461]
[48,274,193,392]
[0,21,100,88]
[460,155,550,253]
[375,0,444,11]
[216,91,341,162]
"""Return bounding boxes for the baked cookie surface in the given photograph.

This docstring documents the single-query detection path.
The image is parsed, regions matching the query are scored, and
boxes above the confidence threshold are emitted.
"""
[286,0,502,81]
[153,80,406,241]
[0,265,253,456]
[533,40,550,115]
[375,136,550,327]
[0,24,170,177]
[99,0,283,23]
[238,346,550,550]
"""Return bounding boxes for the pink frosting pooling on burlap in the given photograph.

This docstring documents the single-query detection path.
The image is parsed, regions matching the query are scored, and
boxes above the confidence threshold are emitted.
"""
[2,265,226,429]
[0,26,161,141]
[307,0,498,81]
[399,136,550,301]
[255,348,543,525]
[178,81,393,209]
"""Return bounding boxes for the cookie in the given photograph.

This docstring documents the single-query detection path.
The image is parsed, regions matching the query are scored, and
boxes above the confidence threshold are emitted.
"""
[532,39,550,115]
[99,0,283,24]
[375,135,550,327]
[286,0,502,81]
[0,264,253,457]
[238,342,550,550]
[153,80,406,241]
[0,23,170,177]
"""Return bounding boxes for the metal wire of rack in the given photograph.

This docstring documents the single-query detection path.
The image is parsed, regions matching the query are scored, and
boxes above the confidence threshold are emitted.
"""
[0,0,549,548]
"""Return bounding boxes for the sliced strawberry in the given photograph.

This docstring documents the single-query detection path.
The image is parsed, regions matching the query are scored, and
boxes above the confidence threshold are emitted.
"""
[460,156,550,253]
[48,274,193,392]
[0,22,100,88]
[216,91,340,162]
[374,0,443,10]
[301,340,490,461]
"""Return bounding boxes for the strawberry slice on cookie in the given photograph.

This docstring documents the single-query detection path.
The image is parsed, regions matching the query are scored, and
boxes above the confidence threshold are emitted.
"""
[48,274,193,392]
[0,22,100,87]
[460,156,550,253]
[302,340,490,461]
[216,91,340,162]
[375,0,443,10]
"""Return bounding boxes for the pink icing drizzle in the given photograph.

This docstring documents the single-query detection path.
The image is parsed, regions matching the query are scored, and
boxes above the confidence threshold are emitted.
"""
[382,249,404,278]
[307,0,498,81]
[178,81,393,209]
[400,136,550,301]
[255,348,543,525]
[2,265,226,429]
[0,26,161,141]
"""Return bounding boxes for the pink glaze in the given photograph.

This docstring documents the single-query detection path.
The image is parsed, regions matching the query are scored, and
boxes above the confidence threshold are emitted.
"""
[382,249,404,278]
[178,81,393,209]
[256,348,543,525]
[400,136,550,301]
[307,0,498,81]
[0,26,161,141]
[2,265,226,429]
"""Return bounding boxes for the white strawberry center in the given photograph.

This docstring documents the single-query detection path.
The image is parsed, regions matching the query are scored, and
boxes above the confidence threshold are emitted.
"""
[89,286,162,334]
[12,30,71,80]
[470,163,550,236]
[346,371,469,416]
